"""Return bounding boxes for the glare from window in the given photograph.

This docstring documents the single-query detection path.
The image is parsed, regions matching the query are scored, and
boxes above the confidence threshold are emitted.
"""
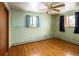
[33,16,36,24]
[33,16,36,27]
[30,16,37,27]
[30,17,33,27]
[67,15,75,27]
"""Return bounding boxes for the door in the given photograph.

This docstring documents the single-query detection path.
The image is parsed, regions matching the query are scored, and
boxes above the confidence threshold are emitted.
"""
[0,3,9,56]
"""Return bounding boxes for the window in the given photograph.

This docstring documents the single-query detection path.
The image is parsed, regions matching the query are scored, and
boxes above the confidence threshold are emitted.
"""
[67,15,75,27]
[30,16,37,27]
[26,15,39,28]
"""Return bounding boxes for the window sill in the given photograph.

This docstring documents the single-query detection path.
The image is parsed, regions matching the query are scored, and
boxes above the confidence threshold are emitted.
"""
[66,26,75,28]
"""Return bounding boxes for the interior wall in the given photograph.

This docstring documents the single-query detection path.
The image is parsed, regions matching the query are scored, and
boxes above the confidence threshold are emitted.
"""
[10,9,54,45]
[10,8,79,46]
[54,15,79,45]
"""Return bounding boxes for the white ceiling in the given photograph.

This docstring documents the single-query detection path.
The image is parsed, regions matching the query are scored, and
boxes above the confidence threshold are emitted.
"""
[8,2,79,14]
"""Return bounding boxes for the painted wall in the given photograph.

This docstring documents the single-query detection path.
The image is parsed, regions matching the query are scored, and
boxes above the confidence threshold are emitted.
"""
[54,15,79,45]
[10,9,54,45]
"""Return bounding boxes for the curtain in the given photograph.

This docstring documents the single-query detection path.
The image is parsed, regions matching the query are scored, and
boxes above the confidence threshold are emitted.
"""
[36,16,39,27]
[26,15,31,27]
[74,12,79,34]
[59,15,65,32]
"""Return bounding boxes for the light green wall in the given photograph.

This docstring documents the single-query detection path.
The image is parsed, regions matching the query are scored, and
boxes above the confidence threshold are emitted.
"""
[11,9,54,45]
[10,8,79,46]
[54,15,79,45]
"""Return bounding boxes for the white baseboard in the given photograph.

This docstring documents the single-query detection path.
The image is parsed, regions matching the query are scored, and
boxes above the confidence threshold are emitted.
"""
[55,36,79,45]
[11,36,53,47]
[10,36,79,47]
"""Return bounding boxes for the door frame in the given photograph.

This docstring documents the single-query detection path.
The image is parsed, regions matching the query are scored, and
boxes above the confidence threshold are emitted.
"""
[3,2,9,51]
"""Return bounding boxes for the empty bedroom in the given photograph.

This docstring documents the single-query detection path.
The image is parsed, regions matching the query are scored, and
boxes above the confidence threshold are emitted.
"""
[0,2,79,56]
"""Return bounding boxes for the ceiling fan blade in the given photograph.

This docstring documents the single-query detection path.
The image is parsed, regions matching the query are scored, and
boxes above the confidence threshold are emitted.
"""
[52,8,60,12]
[50,10,59,14]
[53,4,65,8]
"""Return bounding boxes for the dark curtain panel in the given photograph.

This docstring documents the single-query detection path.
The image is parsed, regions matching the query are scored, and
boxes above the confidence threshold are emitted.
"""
[74,12,79,34]
[59,15,65,32]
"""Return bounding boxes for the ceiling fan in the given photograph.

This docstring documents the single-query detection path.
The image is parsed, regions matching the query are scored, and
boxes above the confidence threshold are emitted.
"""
[39,3,65,14]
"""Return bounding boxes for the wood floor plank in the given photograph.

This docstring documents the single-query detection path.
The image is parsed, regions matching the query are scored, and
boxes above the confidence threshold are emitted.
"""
[7,38,79,56]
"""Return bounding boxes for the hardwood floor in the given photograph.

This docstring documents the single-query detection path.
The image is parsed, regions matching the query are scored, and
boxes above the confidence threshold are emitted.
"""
[7,38,79,56]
